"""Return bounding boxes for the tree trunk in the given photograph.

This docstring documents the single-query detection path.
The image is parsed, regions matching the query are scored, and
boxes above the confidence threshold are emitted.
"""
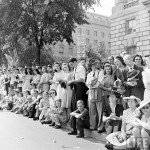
[37,45,41,66]
[35,35,41,66]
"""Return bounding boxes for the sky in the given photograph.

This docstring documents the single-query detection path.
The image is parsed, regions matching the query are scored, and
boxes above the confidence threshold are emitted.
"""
[89,0,115,17]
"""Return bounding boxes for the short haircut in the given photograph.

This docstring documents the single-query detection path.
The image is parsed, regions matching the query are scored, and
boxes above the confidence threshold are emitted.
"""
[77,100,84,106]
[68,58,77,63]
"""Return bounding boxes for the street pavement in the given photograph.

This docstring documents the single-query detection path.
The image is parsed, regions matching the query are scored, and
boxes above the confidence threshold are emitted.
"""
[0,111,107,150]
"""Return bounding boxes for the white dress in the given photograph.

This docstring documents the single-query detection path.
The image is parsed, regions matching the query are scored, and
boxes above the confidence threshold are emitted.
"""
[22,75,32,92]
[142,68,150,101]
[40,73,49,92]
[106,108,139,147]
[50,71,62,91]
[61,72,73,108]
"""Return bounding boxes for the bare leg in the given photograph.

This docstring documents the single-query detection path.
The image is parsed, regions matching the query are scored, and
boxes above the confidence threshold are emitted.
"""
[113,125,119,133]
[106,125,113,135]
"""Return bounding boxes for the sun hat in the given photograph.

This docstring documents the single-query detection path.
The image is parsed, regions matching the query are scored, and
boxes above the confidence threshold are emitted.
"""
[123,95,141,104]
[108,90,121,99]
[89,59,99,67]
[136,99,150,110]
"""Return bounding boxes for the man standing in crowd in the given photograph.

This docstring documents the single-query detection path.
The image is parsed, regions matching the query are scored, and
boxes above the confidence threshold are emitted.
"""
[123,54,144,100]
[68,58,88,111]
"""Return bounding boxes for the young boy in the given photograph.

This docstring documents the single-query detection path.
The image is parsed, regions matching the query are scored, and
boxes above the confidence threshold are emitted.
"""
[68,100,90,138]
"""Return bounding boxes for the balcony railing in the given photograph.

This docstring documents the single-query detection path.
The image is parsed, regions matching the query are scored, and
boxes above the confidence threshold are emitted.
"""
[124,0,139,9]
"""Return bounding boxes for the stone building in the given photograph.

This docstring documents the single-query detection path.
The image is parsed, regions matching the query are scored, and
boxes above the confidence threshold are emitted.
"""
[111,0,150,57]
[53,12,111,61]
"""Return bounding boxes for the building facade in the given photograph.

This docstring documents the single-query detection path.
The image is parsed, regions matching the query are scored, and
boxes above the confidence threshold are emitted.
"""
[111,0,150,57]
[53,12,111,61]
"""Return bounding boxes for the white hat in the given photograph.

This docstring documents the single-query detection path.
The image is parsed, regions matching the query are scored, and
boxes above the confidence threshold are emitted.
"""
[123,95,141,104]
[136,99,150,110]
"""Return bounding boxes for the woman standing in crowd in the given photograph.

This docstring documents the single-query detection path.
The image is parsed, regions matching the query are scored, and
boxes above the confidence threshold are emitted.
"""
[101,64,114,108]
[142,55,150,101]
[123,54,144,100]
[113,56,126,108]
[60,63,73,119]
[50,62,62,91]
[22,68,32,92]
[113,56,126,82]
[39,66,49,92]
[133,54,145,68]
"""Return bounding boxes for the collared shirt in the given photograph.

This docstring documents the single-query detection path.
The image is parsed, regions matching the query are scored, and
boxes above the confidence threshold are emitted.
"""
[86,69,104,88]
[127,64,134,72]
[74,64,86,81]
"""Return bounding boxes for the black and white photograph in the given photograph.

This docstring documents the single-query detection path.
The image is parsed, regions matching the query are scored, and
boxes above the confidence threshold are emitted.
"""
[0,0,150,150]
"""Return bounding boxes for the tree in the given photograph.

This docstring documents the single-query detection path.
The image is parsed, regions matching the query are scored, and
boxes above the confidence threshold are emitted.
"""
[0,0,100,65]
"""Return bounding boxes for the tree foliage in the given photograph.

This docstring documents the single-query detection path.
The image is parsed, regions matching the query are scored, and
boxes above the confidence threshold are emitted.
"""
[0,0,100,65]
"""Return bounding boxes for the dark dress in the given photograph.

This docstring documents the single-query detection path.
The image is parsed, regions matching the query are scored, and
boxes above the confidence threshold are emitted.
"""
[123,65,145,100]
[103,104,124,129]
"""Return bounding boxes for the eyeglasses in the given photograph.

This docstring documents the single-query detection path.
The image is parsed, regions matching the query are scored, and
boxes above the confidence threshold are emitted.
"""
[142,106,149,110]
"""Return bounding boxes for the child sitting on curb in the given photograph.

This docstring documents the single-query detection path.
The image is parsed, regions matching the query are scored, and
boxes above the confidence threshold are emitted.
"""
[50,99,67,129]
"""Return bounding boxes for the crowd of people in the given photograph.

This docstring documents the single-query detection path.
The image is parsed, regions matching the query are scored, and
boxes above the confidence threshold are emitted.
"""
[0,52,150,150]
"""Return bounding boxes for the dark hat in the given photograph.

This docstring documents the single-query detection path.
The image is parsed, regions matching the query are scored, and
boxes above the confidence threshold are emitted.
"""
[127,69,139,81]
[89,59,99,66]
[111,90,121,99]
[107,90,121,99]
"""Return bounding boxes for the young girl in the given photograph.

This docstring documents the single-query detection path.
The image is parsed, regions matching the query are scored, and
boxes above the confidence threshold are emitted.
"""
[101,64,114,108]
[50,99,67,129]
[12,92,24,112]
[15,90,31,114]
[38,91,50,121]
[41,89,57,124]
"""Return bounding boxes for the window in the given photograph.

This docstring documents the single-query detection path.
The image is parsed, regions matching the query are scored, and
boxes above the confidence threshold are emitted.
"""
[94,31,97,36]
[59,45,64,54]
[94,40,97,45]
[126,19,136,34]
[126,46,137,56]
[86,38,90,45]
[69,45,73,55]
[77,28,82,35]
[101,32,105,38]
[86,29,90,35]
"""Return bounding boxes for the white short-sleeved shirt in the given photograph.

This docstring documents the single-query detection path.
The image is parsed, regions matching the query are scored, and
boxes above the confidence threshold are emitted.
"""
[74,64,86,81]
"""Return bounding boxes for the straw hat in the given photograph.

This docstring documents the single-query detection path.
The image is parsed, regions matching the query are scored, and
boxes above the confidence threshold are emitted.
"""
[136,99,150,110]
[123,95,141,104]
